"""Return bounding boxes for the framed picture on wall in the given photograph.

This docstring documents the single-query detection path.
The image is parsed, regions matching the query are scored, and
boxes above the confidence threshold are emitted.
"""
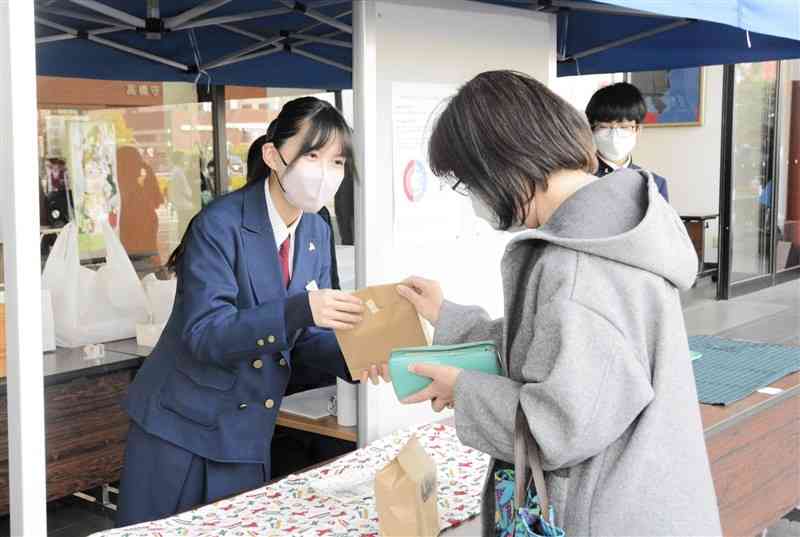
[626,67,704,127]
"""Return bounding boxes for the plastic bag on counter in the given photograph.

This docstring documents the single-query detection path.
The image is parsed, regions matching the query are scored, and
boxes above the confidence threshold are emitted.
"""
[42,222,149,347]
[141,273,176,324]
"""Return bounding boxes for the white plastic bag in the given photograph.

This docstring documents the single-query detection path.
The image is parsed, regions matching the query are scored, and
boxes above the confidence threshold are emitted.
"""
[43,222,149,347]
[41,289,55,352]
[141,273,176,324]
[136,273,177,347]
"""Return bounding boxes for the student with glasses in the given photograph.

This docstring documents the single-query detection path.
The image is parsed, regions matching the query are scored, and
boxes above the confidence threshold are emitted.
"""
[586,82,670,202]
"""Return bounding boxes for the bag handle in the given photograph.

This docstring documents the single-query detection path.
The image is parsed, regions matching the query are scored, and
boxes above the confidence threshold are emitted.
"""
[514,403,550,519]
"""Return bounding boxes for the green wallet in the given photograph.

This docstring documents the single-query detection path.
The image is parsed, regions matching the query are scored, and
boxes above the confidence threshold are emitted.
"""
[388,341,501,401]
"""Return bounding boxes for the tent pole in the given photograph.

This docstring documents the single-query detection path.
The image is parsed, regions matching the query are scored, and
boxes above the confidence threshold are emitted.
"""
[215,8,351,48]
[211,86,228,196]
[36,34,77,45]
[38,6,120,26]
[174,8,291,31]
[87,35,190,71]
[334,90,343,112]
[219,24,272,42]
[89,26,137,36]
[288,34,352,48]
[279,1,353,34]
[560,19,692,63]
[0,1,48,535]
[165,0,233,30]
[209,47,284,71]
[353,0,377,448]
[35,16,78,35]
[291,47,352,72]
[202,35,285,70]
[208,19,348,71]
[67,0,145,27]
[202,7,350,69]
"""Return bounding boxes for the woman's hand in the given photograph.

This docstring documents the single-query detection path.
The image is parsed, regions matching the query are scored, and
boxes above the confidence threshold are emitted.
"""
[400,363,461,412]
[309,290,364,330]
[359,364,392,386]
[396,276,444,325]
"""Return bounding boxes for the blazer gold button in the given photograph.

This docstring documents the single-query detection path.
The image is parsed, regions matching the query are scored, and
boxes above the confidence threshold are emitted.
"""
[238,403,248,409]
[267,335,276,344]
[257,339,265,347]
[279,358,287,367]
[252,359,263,369]
[264,399,275,409]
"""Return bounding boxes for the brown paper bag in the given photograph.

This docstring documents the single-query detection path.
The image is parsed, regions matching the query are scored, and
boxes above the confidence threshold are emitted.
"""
[334,284,428,379]
[375,435,440,537]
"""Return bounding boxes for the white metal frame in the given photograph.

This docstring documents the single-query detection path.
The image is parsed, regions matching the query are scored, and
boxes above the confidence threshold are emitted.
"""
[352,0,377,448]
[278,0,353,34]
[36,1,354,75]
[1,1,48,535]
[67,0,145,27]
[204,10,352,71]
[164,0,234,30]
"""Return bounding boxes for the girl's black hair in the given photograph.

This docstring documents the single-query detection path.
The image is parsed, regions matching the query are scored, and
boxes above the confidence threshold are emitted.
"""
[585,82,647,127]
[166,96,355,272]
[428,70,597,230]
[246,134,268,183]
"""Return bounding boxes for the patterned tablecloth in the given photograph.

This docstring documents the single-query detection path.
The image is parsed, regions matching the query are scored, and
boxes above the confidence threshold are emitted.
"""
[94,423,490,537]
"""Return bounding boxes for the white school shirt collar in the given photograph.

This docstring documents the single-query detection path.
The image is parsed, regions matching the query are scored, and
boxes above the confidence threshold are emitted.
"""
[598,154,632,170]
[265,180,302,278]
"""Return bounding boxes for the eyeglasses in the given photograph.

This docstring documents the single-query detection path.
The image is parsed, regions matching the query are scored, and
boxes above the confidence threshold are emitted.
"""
[441,174,470,196]
[451,180,470,196]
[592,124,639,135]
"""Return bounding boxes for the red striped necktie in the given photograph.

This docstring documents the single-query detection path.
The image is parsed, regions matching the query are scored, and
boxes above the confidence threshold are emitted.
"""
[278,237,290,288]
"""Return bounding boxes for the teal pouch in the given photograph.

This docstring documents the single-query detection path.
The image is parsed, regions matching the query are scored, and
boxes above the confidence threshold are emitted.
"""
[388,341,501,401]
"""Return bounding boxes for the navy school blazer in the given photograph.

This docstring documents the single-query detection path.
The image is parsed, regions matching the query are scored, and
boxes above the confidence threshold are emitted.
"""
[123,178,350,468]
[596,157,670,202]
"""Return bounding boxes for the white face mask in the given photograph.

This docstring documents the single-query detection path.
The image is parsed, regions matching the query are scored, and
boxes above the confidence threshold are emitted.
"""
[471,195,527,232]
[277,154,344,213]
[593,128,637,163]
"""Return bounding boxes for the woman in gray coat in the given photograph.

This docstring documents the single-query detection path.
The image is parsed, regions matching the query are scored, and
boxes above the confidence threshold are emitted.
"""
[397,71,722,536]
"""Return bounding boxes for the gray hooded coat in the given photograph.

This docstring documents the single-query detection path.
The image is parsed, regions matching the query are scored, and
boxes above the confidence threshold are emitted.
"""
[435,170,722,536]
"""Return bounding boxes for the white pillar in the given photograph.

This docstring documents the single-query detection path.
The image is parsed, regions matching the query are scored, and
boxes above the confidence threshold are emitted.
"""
[352,0,378,448]
[0,0,49,534]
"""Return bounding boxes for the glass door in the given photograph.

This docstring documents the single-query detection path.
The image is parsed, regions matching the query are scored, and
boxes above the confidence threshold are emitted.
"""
[719,61,780,298]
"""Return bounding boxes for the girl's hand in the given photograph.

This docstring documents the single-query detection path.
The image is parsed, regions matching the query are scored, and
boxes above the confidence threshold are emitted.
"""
[400,363,461,412]
[309,290,364,330]
[396,276,444,325]
[359,364,392,386]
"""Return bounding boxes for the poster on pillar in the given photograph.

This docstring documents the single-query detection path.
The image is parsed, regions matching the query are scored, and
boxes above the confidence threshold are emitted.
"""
[67,120,119,259]
[391,82,472,243]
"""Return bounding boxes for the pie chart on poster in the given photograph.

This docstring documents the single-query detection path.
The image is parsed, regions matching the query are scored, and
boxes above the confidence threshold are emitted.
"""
[403,160,428,202]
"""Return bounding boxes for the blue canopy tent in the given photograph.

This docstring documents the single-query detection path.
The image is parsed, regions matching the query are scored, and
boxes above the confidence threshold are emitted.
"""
[32,1,800,86]
[34,0,354,88]
[548,0,800,75]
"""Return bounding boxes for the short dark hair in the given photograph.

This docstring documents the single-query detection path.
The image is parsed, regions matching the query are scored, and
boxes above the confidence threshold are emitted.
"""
[585,82,646,126]
[428,70,597,230]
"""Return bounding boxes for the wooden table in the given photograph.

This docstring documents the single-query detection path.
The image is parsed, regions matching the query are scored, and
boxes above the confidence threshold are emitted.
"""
[0,346,143,514]
[701,371,800,536]
[0,339,354,515]
[105,339,358,443]
[446,375,800,537]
